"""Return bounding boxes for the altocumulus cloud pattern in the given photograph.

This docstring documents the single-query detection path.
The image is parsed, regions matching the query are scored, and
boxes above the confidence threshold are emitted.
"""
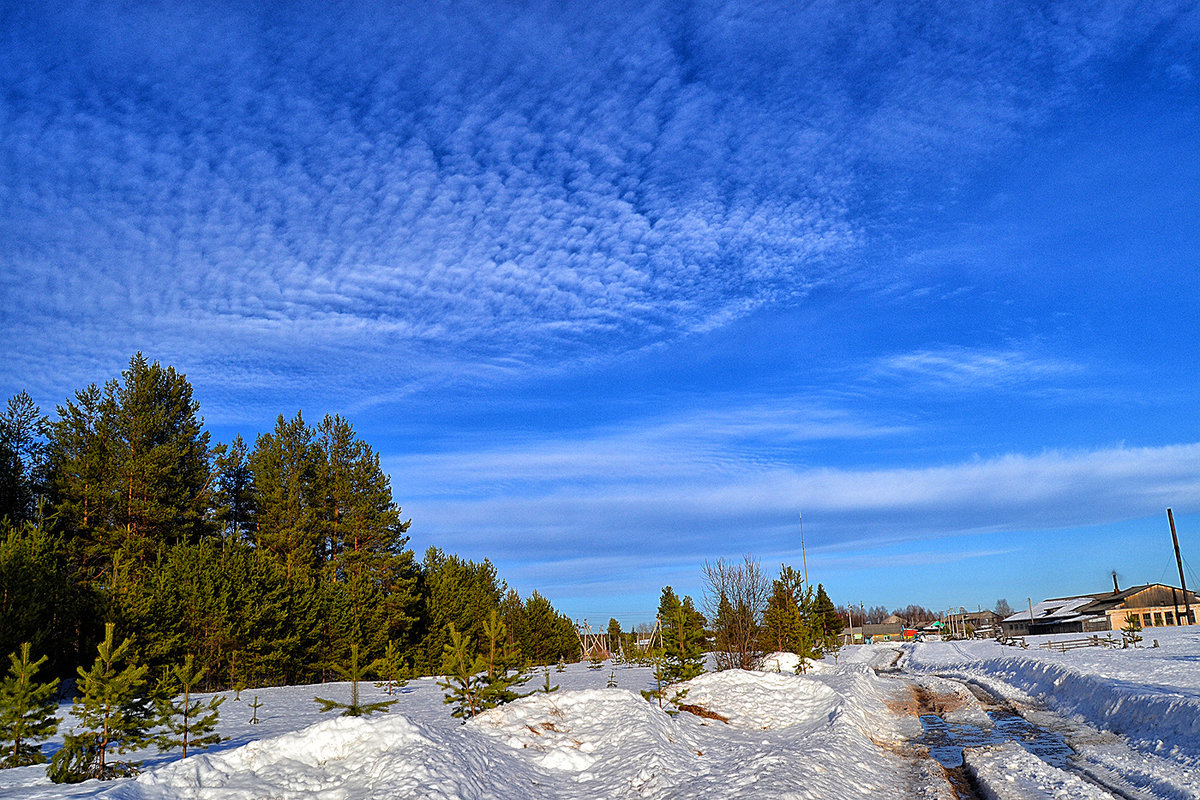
[0,0,1193,403]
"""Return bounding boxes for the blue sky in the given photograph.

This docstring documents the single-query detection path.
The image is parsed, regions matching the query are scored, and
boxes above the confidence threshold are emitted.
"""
[2,0,1199,625]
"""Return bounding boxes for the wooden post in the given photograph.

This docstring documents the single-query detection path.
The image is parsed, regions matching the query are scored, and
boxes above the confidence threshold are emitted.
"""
[1169,508,1192,625]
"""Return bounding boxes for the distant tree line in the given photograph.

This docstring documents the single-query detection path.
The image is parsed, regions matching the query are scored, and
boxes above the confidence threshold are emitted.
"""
[0,354,579,695]
[833,603,940,626]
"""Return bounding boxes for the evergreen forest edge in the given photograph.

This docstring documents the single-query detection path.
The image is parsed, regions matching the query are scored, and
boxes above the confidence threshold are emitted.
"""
[0,354,850,776]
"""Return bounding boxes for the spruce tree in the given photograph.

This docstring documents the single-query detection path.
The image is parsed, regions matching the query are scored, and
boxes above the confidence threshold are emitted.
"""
[248,695,263,724]
[0,643,60,767]
[314,644,396,717]
[156,654,225,758]
[50,623,154,782]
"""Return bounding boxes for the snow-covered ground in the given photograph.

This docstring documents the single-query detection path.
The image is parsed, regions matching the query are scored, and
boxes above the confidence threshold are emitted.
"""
[3,628,1199,799]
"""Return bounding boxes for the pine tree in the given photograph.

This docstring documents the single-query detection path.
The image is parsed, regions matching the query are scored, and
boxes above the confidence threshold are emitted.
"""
[606,617,623,663]
[50,623,154,782]
[659,588,705,683]
[476,610,529,710]
[0,643,60,768]
[374,640,409,696]
[248,695,263,724]
[606,670,617,689]
[156,654,225,758]
[314,644,396,716]
[212,435,255,545]
[438,624,487,721]
[0,391,46,527]
[249,413,323,581]
[103,354,214,554]
[1121,614,1143,649]
[814,584,843,653]
[540,669,559,694]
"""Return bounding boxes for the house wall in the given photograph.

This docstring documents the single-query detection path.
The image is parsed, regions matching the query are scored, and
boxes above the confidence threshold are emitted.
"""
[1109,605,1197,629]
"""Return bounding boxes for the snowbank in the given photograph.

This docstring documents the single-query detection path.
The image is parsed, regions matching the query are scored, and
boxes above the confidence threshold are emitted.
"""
[677,668,840,731]
[103,712,545,800]
[87,665,906,800]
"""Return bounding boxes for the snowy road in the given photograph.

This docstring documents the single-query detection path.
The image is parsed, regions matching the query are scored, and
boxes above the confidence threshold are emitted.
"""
[886,631,1200,800]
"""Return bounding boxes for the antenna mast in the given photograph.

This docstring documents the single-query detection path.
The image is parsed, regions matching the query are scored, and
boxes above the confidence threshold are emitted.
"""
[799,512,809,586]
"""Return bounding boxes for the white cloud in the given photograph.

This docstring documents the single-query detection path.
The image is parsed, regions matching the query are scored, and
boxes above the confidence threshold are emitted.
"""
[869,346,1083,391]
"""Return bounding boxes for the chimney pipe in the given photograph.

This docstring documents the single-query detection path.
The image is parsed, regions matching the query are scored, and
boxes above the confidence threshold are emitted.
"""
[1112,572,1119,593]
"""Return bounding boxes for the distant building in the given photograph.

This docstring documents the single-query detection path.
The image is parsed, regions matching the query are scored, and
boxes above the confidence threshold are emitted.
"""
[1000,584,1198,637]
[840,622,919,644]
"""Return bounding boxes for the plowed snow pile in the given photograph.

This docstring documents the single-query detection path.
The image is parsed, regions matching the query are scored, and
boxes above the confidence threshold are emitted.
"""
[93,666,904,800]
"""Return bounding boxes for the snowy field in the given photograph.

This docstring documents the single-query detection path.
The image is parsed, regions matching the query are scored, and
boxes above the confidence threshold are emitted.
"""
[3,628,1199,799]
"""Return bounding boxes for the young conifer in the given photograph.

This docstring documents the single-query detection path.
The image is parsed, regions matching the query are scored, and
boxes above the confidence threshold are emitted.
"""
[476,610,529,710]
[248,695,263,724]
[49,623,154,782]
[156,654,225,758]
[374,640,409,696]
[1121,614,1143,649]
[0,642,60,768]
[438,623,487,721]
[314,644,396,717]
[587,648,604,670]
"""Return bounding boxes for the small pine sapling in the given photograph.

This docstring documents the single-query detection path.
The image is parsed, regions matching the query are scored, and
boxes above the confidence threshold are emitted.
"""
[156,654,225,758]
[248,695,263,724]
[0,643,61,768]
[229,651,245,701]
[540,669,559,694]
[314,644,396,717]
[606,670,618,689]
[476,610,531,710]
[1121,614,1143,649]
[438,624,487,721]
[373,640,409,696]
[587,648,604,670]
[555,659,566,673]
[49,623,154,783]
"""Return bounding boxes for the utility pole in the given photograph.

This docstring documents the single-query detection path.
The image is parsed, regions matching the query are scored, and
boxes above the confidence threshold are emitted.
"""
[799,512,809,586]
[1169,508,1192,625]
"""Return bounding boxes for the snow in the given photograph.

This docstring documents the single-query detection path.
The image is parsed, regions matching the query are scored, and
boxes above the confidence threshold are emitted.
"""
[4,629,1200,799]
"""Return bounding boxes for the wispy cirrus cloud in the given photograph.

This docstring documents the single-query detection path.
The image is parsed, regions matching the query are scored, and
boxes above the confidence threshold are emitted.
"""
[396,414,1200,569]
[3,1,1193,414]
[869,346,1084,391]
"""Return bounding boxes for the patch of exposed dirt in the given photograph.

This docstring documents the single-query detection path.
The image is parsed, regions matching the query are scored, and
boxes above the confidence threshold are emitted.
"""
[677,703,730,723]
[886,684,967,716]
